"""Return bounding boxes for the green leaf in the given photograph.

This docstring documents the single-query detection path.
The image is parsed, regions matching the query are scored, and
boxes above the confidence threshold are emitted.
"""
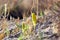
[18,34,23,40]
[22,23,29,33]
[5,28,10,36]
[22,23,25,33]
[32,13,37,27]
[24,24,29,31]
[40,11,44,16]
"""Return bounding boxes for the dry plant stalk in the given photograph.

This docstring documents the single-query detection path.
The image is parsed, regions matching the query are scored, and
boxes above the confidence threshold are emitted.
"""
[37,0,38,16]
[4,4,7,17]
[31,0,34,13]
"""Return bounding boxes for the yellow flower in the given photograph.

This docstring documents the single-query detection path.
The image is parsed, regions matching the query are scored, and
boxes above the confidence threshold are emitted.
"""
[32,13,37,27]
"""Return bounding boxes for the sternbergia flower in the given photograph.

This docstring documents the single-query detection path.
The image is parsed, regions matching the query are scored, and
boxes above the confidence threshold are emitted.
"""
[32,13,37,27]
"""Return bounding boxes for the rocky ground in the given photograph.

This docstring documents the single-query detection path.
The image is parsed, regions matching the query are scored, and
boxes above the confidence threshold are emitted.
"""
[0,9,60,40]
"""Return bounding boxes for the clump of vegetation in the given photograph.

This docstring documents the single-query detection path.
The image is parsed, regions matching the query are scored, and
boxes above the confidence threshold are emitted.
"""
[17,12,44,40]
[18,22,29,40]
